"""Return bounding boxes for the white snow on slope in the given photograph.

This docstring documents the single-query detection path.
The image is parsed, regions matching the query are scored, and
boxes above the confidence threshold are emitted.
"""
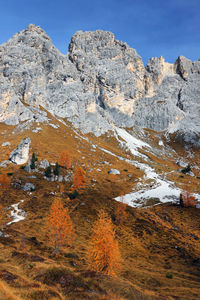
[57,120,200,208]
[114,127,151,160]
[115,162,182,207]
[99,127,200,207]
[7,200,26,225]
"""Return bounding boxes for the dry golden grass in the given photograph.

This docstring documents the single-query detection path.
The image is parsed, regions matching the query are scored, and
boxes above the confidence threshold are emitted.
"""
[0,280,22,300]
[0,119,200,299]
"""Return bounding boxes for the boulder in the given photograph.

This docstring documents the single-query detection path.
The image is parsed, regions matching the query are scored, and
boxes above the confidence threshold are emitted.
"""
[187,171,195,177]
[24,160,31,173]
[108,169,120,175]
[12,179,22,189]
[9,138,31,165]
[0,160,11,168]
[51,176,55,182]
[23,183,35,192]
[175,160,188,168]
[39,159,50,169]
[58,175,63,182]
[2,142,11,147]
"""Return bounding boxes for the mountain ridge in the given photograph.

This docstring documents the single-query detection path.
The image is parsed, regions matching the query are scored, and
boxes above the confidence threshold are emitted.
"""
[0,24,200,144]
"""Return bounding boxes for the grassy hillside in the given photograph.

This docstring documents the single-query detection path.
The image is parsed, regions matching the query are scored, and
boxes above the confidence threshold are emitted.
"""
[0,119,200,300]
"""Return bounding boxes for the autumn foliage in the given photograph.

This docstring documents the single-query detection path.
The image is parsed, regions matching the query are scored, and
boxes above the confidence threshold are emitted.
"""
[48,198,74,255]
[180,190,197,207]
[0,173,10,192]
[88,210,121,276]
[73,167,86,192]
[58,151,72,169]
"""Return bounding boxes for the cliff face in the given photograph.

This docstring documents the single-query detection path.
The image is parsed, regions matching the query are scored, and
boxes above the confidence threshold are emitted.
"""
[0,24,200,142]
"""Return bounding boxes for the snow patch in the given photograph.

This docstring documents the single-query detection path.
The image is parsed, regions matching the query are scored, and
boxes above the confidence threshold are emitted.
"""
[115,127,150,160]
[97,128,200,208]
[50,123,59,129]
[115,163,182,207]
[113,129,200,207]
[32,127,42,133]
[7,200,26,225]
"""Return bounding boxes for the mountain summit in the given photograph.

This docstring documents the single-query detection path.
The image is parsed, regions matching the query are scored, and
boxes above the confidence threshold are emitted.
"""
[0,25,200,143]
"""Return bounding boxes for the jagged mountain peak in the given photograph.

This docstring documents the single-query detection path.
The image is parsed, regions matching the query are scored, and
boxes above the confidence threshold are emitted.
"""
[25,23,46,33]
[69,29,142,66]
[70,29,115,43]
[2,24,52,49]
[0,26,200,144]
[19,23,51,40]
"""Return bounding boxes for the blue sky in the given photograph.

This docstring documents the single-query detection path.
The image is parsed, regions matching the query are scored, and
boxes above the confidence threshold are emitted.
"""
[0,0,199,64]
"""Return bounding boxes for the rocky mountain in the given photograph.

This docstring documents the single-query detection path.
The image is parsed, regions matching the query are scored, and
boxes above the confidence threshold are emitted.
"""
[1,25,200,300]
[0,24,200,143]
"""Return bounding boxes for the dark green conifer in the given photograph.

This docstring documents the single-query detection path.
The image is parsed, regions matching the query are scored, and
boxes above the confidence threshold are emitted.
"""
[54,162,59,176]
[45,165,52,178]
[30,152,37,169]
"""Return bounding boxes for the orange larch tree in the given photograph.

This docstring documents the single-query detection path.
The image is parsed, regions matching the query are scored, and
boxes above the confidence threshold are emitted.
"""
[58,151,72,169]
[88,210,121,276]
[48,198,74,255]
[180,190,197,207]
[72,167,86,192]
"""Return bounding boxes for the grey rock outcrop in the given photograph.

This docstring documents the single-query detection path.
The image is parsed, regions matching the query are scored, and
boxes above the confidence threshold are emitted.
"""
[12,179,22,189]
[0,160,11,168]
[2,142,11,147]
[39,159,49,169]
[9,137,30,165]
[23,182,35,191]
[0,25,200,143]
[175,160,188,168]
[24,160,31,173]
[134,55,200,142]
[0,25,152,135]
[58,175,63,182]
[108,169,120,175]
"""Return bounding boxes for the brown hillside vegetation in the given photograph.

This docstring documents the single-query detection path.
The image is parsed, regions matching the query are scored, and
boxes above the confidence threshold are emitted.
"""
[0,118,200,299]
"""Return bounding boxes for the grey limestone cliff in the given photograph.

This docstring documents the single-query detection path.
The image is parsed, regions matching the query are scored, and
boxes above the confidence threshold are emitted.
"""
[0,25,200,143]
